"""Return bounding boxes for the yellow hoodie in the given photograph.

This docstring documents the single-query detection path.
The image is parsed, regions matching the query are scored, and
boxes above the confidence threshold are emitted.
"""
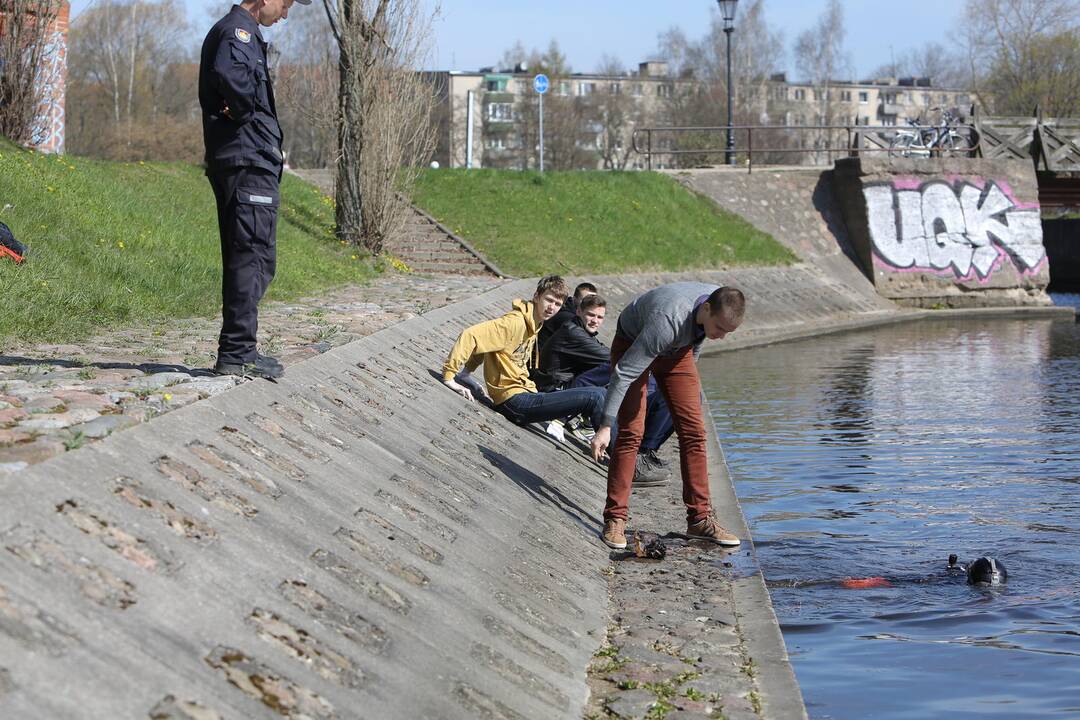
[442,299,539,405]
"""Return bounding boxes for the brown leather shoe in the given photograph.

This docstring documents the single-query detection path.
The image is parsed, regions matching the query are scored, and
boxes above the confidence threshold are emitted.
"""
[602,518,627,549]
[686,515,741,547]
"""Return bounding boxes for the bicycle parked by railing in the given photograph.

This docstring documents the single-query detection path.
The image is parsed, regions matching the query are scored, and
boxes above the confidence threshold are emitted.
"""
[888,108,972,157]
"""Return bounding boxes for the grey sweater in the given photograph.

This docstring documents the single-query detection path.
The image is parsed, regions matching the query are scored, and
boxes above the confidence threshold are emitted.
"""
[601,282,718,427]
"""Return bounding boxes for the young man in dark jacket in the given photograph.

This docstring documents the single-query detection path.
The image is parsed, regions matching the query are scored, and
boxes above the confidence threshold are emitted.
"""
[537,281,597,348]
[590,283,746,550]
[541,294,673,485]
[538,293,610,389]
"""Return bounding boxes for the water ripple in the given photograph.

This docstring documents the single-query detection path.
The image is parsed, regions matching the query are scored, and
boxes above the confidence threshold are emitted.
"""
[702,312,1080,719]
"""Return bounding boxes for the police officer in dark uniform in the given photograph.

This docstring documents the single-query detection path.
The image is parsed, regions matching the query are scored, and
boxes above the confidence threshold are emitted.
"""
[199,0,308,379]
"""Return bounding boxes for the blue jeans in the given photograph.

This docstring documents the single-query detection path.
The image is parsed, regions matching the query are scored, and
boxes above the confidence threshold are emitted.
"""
[498,386,606,429]
[572,365,674,451]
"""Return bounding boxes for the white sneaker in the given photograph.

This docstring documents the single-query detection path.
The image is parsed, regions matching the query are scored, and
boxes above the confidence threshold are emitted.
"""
[545,420,566,443]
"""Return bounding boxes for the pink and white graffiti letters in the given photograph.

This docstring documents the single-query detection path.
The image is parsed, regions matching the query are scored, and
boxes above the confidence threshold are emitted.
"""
[864,177,1045,282]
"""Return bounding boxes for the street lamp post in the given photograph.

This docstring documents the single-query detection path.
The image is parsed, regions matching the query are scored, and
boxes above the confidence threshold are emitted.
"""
[718,0,738,165]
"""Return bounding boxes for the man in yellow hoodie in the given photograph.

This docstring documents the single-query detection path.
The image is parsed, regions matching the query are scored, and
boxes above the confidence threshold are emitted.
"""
[442,276,606,431]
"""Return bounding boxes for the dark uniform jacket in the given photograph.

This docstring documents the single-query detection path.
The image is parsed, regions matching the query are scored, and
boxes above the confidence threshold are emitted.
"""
[199,5,284,175]
[536,316,611,391]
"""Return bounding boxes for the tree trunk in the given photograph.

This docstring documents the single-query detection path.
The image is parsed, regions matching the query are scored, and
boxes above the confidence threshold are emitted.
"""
[334,3,365,247]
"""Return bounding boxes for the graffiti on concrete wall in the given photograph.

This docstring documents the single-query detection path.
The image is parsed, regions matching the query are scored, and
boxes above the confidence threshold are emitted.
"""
[30,29,66,154]
[864,177,1045,282]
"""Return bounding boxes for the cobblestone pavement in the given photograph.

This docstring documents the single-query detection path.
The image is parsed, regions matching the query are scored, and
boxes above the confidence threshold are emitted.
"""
[584,453,762,720]
[0,273,507,474]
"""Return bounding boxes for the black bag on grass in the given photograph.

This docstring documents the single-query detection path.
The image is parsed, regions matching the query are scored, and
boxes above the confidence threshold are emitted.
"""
[0,221,26,263]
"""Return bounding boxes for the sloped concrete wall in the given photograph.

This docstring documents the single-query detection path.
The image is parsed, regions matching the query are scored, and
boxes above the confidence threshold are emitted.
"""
[0,267,895,720]
[0,282,612,720]
[833,157,1051,307]
[668,167,885,307]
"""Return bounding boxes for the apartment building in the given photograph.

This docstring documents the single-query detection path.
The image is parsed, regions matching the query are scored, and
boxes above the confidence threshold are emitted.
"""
[764,72,972,128]
[429,61,675,171]
[428,61,972,170]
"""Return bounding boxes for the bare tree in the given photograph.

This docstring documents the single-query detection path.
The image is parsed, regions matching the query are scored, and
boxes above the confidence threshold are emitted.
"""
[655,0,786,166]
[0,0,61,145]
[794,0,850,161]
[273,6,338,167]
[502,40,597,170]
[67,0,198,159]
[903,43,967,88]
[594,55,638,170]
[961,0,1080,116]
[867,43,968,89]
[321,0,439,254]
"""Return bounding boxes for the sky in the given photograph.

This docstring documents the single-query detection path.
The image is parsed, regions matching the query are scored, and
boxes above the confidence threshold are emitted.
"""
[67,0,967,80]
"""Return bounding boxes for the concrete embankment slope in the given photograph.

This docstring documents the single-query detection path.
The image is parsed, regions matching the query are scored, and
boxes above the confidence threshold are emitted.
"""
[668,167,880,302]
[0,267,897,720]
[0,281,612,720]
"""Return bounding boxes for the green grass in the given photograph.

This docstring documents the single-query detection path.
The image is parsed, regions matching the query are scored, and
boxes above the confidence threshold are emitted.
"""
[0,140,373,345]
[412,168,795,277]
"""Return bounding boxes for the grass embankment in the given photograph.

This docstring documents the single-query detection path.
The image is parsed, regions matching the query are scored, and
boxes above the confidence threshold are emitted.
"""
[0,140,371,346]
[412,169,795,277]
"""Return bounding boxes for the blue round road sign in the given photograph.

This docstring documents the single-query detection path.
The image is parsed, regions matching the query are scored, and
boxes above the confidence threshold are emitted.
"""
[533,74,549,94]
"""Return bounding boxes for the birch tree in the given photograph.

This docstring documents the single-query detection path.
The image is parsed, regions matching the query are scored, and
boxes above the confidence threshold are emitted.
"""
[67,0,197,159]
[794,0,850,161]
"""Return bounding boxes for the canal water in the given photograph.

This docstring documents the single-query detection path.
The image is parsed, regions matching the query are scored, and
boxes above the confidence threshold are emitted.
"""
[700,297,1080,719]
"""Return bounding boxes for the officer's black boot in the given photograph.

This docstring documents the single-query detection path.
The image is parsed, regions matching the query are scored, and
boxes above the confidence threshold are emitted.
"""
[214,354,284,379]
[256,353,283,371]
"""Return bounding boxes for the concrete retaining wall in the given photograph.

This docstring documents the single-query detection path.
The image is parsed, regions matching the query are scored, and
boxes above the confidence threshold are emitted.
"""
[833,157,1051,307]
[0,266,910,720]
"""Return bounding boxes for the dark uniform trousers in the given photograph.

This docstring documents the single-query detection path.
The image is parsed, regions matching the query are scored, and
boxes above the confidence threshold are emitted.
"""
[209,166,280,365]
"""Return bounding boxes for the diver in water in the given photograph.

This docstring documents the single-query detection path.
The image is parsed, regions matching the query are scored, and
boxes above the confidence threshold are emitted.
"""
[832,554,1009,590]
[949,554,1008,586]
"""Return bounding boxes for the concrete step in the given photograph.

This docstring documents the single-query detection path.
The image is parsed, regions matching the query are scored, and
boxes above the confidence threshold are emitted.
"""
[391,252,476,262]
[388,245,469,256]
[403,260,490,274]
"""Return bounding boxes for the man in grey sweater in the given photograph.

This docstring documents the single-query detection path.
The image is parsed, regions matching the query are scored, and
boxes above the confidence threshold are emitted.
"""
[590,282,746,549]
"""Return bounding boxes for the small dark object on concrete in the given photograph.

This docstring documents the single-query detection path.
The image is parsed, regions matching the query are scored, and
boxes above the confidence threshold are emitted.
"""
[0,221,26,263]
[633,531,667,560]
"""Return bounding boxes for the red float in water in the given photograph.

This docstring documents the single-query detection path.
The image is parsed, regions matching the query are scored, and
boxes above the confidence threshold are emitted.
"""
[840,577,892,589]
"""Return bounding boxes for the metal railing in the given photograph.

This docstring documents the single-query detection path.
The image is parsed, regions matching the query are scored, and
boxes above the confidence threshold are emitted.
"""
[631,124,982,173]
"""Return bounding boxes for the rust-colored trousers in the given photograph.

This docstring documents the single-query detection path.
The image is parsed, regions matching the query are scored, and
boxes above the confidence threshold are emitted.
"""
[603,335,712,523]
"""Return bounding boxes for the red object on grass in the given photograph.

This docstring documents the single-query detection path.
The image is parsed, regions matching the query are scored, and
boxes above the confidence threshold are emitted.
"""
[0,221,25,263]
[840,577,893,589]
[0,244,23,263]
